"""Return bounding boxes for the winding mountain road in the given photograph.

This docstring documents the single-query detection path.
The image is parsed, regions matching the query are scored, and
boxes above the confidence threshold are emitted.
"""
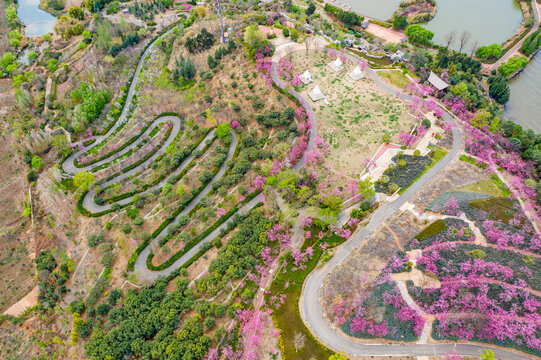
[61,26,532,357]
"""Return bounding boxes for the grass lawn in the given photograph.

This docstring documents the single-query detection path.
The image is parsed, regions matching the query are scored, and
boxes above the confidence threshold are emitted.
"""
[268,228,350,360]
[455,179,505,197]
[469,196,516,223]
[378,70,408,88]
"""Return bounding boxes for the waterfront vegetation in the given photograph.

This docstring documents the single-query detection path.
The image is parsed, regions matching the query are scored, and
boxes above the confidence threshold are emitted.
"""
[498,56,529,77]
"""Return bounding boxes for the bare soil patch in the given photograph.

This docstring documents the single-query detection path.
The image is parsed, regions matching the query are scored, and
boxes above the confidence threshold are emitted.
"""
[292,51,416,176]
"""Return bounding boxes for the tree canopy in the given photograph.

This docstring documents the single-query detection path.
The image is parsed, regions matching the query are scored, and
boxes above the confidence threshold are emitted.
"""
[405,25,434,46]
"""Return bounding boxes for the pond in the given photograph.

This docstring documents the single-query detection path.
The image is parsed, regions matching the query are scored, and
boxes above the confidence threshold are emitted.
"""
[505,53,541,132]
[17,0,56,38]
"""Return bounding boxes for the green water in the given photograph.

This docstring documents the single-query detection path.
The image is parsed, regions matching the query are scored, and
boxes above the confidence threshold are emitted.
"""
[17,0,56,37]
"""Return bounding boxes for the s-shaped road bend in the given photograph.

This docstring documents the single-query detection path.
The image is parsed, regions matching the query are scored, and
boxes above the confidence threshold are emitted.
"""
[300,50,533,359]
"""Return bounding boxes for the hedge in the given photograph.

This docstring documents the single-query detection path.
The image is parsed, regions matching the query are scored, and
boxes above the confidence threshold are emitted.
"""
[127,130,239,271]
[146,189,262,271]
[78,128,213,217]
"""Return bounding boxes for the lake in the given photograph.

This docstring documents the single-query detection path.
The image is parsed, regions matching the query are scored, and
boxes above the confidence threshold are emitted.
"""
[425,0,522,49]
[342,0,522,47]
[17,0,56,38]
[506,53,541,132]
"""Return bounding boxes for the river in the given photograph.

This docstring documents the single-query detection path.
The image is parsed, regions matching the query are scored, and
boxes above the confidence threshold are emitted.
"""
[17,0,56,38]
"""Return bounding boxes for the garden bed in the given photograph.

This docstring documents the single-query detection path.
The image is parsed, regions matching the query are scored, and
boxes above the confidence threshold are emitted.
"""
[375,154,432,194]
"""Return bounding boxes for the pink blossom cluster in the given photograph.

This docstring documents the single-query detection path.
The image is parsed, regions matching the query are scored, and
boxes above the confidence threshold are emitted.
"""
[253,175,267,190]
[442,196,462,216]
[290,246,314,272]
[266,223,291,247]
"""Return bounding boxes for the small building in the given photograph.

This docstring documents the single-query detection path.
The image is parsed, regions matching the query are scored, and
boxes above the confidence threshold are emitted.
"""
[428,71,450,91]
[299,70,314,85]
[328,57,344,72]
[361,20,370,29]
[348,66,365,81]
[308,85,325,102]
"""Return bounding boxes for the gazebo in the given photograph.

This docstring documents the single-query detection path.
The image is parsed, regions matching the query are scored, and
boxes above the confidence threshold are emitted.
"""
[299,70,314,85]
[308,85,325,102]
[428,71,450,91]
[348,66,365,81]
[328,57,344,72]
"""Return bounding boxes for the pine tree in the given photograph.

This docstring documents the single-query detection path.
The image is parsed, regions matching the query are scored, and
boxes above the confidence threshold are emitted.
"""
[181,57,196,80]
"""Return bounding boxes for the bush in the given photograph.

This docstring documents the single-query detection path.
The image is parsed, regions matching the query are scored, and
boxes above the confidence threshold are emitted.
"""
[70,300,85,314]
[96,303,111,315]
[283,28,290,37]
[498,56,529,77]
[204,316,216,330]
[107,289,122,305]
[475,43,502,60]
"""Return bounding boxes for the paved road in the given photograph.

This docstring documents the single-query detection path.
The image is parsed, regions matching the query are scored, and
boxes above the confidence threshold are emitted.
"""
[300,48,534,359]
[489,0,540,71]
[61,27,321,282]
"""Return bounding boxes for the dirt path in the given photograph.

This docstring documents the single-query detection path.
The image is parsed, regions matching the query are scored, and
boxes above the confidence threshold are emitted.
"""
[384,223,404,250]
[3,287,38,317]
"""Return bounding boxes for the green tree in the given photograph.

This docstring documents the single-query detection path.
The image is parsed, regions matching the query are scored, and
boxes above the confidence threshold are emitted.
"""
[31,155,44,170]
[475,43,502,59]
[405,25,434,46]
[216,123,230,139]
[73,171,95,191]
[358,177,375,200]
[27,50,38,62]
[305,2,316,16]
[411,50,429,69]
[0,52,16,75]
[53,134,71,156]
[392,16,407,30]
[488,75,510,104]
[181,57,196,80]
[68,6,85,20]
[6,5,18,26]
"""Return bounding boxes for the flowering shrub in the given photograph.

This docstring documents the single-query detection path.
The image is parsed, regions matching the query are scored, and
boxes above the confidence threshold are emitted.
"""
[343,279,425,342]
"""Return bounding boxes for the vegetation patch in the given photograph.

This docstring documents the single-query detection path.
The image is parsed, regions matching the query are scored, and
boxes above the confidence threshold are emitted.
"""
[375,153,432,194]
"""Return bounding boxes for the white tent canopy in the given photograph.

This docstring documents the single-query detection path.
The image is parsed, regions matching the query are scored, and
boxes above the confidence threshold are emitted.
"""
[328,57,344,72]
[308,85,325,102]
[299,70,314,85]
[348,65,365,81]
